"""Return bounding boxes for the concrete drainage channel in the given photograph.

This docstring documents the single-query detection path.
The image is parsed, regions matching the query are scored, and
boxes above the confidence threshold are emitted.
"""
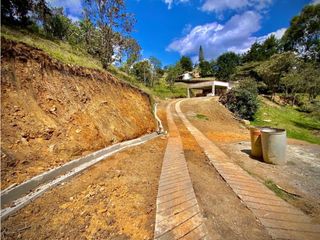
[1,103,164,221]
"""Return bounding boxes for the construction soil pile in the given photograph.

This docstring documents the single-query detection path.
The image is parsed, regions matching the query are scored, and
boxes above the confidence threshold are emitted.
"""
[1,38,156,189]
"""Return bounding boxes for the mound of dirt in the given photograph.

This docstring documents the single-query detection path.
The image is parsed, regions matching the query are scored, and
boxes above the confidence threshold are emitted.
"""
[1,38,156,189]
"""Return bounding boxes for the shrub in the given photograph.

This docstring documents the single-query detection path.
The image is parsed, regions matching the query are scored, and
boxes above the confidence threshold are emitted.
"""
[220,87,258,120]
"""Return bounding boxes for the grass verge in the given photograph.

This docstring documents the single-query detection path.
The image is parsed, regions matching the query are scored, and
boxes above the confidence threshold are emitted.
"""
[251,97,320,144]
[264,180,297,201]
[195,114,209,120]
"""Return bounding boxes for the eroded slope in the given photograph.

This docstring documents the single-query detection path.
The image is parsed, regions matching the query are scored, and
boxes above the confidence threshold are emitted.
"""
[1,38,156,189]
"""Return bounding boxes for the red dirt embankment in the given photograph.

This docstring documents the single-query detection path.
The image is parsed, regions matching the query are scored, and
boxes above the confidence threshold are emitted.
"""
[1,38,156,189]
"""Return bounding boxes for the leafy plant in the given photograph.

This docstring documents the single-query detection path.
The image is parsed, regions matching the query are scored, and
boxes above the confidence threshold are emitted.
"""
[220,88,258,120]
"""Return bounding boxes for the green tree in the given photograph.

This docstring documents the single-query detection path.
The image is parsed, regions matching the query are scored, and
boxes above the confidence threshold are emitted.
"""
[149,56,163,85]
[216,52,241,80]
[131,60,153,86]
[282,4,320,61]
[199,60,212,77]
[238,78,258,97]
[45,8,72,40]
[256,52,297,99]
[262,35,280,59]
[243,42,264,62]
[199,46,205,63]
[179,56,193,72]
[84,0,136,68]
[301,62,320,100]
[165,63,183,87]
[120,38,141,73]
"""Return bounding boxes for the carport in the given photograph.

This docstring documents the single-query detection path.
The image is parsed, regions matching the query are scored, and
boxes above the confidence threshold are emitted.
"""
[186,81,232,98]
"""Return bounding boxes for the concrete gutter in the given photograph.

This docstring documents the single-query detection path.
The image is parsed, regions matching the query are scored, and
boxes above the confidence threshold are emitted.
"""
[1,104,165,221]
[154,103,164,134]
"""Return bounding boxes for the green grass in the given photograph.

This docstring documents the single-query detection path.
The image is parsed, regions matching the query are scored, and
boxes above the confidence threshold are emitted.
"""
[251,97,320,144]
[151,83,186,99]
[195,114,209,120]
[1,25,102,70]
[264,180,297,201]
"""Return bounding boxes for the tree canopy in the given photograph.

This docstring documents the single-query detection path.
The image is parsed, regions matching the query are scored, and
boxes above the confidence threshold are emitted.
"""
[215,52,241,80]
[282,4,320,62]
[179,56,193,72]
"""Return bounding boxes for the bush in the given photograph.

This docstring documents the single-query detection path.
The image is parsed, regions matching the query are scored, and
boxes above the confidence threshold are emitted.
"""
[220,88,258,120]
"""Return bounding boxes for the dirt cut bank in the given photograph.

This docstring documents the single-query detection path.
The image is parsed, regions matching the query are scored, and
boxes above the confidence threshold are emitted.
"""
[1,38,156,189]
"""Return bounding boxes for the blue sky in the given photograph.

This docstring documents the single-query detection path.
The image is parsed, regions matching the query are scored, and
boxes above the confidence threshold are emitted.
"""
[49,0,319,66]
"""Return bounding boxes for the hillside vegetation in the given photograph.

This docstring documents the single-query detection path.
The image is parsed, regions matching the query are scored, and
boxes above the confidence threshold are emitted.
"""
[252,98,320,144]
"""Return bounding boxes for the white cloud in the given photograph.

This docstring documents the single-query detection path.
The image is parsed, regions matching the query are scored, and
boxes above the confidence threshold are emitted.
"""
[47,0,82,18]
[256,27,286,43]
[164,0,190,9]
[167,11,260,59]
[167,11,286,60]
[67,15,80,23]
[312,0,320,4]
[201,0,273,12]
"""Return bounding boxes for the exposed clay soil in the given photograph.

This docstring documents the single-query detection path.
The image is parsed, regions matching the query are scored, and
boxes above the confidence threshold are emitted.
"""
[170,103,272,240]
[1,38,156,189]
[180,97,320,223]
[1,135,166,240]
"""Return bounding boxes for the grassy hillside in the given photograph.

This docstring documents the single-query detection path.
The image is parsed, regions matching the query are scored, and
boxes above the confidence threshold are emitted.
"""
[252,97,320,144]
[1,26,103,70]
[1,25,186,100]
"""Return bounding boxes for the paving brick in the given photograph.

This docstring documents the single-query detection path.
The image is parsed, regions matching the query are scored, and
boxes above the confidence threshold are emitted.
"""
[154,102,211,239]
[237,195,290,207]
[180,223,209,240]
[158,180,193,194]
[246,201,304,215]
[260,218,320,233]
[266,228,320,240]
[250,208,312,223]
[155,205,201,237]
[157,194,197,213]
[233,189,280,201]
[157,198,199,221]
[157,188,195,205]
[156,213,205,240]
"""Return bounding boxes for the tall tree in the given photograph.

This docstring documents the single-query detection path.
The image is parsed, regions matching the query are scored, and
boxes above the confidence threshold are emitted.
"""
[84,0,136,68]
[282,4,320,61]
[180,56,193,72]
[215,52,241,81]
[199,46,205,63]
